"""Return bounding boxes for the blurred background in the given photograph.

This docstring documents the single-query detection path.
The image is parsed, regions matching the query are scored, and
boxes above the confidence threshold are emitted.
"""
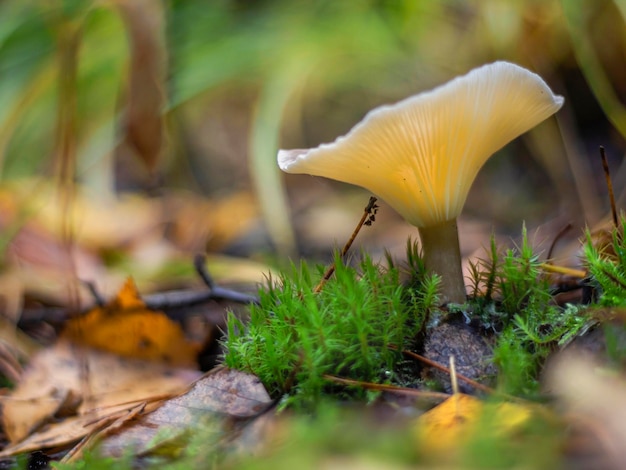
[0,0,624,303]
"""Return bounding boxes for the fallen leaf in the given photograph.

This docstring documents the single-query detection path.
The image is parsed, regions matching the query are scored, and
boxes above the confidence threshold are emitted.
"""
[414,394,532,456]
[61,402,147,464]
[415,394,482,452]
[62,277,199,366]
[0,402,145,458]
[97,367,273,458]
[0,339,200,448]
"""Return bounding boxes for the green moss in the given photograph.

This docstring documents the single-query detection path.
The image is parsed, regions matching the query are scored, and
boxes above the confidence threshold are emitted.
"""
[584,217,626,306]
[469,225,588,395]
[223,251,438,409]
[224,223,599,402]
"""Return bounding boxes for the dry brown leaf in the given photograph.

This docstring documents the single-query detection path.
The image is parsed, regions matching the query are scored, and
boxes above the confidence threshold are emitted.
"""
[61,401,148,464]
[62,277,200,366]
[0,402,145,458]
[97,367,273,458]
[0,339,200,448]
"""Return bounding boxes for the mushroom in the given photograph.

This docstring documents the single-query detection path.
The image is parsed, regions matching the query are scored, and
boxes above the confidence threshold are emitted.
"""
[278,61,563,304]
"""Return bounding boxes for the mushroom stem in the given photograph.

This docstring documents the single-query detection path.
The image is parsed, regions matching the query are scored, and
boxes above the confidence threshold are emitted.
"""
[417,218,466,304]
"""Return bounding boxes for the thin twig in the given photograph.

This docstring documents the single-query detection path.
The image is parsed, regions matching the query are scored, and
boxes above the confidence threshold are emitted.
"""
[450,356,459,395]
[144,287,259,310]
[539,263,587,279]
[83,280,105,307]
[193,254,260,305]
[313,197,378,293]
[401,349,535,405]
[194,254,216,289]
[323,374,450,401]
[401,349,494,394]
[17,258,260,326]
[600,146,619,229]
[546,223,572,261]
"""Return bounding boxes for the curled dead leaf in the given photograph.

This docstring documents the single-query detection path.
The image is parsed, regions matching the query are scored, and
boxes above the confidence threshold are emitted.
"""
[62,277,200,367]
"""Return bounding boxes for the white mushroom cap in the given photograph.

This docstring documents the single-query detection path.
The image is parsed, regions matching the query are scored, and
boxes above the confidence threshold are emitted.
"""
[278,61,564,228]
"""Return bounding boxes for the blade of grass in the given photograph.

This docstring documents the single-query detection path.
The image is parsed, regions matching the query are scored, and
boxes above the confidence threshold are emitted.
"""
[249,59,311,258]
[561,0,626,139]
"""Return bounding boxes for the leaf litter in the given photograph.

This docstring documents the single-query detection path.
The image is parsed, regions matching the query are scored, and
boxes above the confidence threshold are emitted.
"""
[0,278,206,456]
[0,259,273,464]
[95,367,273,461]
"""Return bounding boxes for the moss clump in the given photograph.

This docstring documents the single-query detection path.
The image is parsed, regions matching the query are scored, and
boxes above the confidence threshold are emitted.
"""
[223,252,439,409]
[224,221,612,405]
[468,225,588,395]
[584,218,626,306]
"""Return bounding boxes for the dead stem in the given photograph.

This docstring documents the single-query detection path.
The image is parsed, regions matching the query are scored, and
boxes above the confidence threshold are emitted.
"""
[401,349,494,394]
[313,197,378,293]
[540,263,587,279]
[323,374,450,401]
[600,146,618,229]
[546,223,572,261]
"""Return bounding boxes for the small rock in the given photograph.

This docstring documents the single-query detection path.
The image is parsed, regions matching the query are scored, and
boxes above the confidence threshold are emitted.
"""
[422,320,496,394]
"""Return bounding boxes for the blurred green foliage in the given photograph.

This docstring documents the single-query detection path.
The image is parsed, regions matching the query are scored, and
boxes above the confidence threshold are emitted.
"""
[0,0,624,255]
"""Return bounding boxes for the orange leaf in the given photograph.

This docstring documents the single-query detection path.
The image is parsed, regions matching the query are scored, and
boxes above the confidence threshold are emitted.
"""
[63,278,199,367]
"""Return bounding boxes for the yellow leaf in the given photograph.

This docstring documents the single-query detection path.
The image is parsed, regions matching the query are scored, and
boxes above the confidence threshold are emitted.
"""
[62,278,199,367]
[415,394,482,452]
[414,394,532,456]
